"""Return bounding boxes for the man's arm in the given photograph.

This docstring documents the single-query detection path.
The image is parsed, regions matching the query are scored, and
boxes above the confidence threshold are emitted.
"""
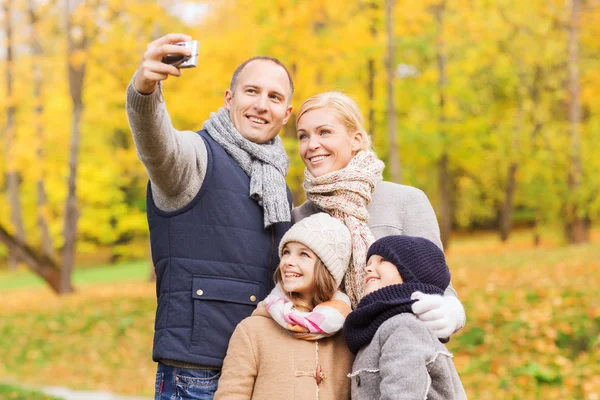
[126,33,208,211]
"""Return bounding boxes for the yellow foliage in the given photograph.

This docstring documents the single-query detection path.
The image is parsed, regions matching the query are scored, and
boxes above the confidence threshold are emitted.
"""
[1,0,600,265]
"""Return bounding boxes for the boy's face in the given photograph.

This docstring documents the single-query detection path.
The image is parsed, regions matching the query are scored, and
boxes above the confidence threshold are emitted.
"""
[363,255,404,296]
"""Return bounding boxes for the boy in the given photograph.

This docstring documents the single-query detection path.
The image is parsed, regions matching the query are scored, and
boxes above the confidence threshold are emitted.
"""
[343,235,467,399]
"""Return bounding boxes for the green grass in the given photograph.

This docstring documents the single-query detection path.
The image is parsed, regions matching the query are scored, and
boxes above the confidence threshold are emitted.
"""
[0,260,151,290]
[0,383,63,400]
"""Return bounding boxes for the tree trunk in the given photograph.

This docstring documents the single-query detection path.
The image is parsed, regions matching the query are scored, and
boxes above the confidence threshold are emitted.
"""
[62,0,88,294]
[366,0,378,140]
[438,153,451,249]
[434,1,451,249]
[499,163,518,241]
[3,0,26,271]
[0,224,63,293]
[61,103,82,294]
[367,58,375,138]
[565,0,588,243]
[29,0,56,259]
[531,215,540,246]
[385,0,401,183]
[499,104,522,242]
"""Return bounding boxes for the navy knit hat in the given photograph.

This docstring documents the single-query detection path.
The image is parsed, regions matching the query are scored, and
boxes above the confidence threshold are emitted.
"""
[366,235,450,291]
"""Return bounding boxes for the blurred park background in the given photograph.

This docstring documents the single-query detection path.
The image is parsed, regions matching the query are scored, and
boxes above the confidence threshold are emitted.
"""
[0,0,599,398]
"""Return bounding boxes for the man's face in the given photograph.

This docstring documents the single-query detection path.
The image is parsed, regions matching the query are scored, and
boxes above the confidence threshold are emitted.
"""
[224,60,293,144]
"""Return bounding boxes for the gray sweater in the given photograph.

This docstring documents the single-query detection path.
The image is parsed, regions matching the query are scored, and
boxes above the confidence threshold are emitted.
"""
[349,313,467,400]
[292,182,462,300]
[126,81,209,212]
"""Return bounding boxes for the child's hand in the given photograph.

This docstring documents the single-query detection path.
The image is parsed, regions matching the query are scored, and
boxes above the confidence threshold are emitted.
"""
[411,292,465,338]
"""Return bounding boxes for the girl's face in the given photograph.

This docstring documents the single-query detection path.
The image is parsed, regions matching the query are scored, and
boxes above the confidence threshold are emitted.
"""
[296,108,363,178]
[280,242,317,300]
[363,254,404,296]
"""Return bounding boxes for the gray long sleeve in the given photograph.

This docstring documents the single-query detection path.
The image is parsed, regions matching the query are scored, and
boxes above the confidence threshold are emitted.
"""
[126,80,208,212]
[397,187,459,298]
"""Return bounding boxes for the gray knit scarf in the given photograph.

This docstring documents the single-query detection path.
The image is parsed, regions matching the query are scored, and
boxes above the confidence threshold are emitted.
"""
[203,107,291,228]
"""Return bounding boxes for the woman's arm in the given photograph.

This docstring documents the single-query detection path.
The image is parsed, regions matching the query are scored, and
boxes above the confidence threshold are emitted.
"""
[214,323,257,399]
[402,187,466,335]
[401,187,443,249]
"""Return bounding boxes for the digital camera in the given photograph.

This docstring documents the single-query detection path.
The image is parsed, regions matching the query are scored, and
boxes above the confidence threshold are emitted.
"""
[161,40,199,69]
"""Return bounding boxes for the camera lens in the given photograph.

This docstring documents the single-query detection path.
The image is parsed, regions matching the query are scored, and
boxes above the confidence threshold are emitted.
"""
[162,54,187,65]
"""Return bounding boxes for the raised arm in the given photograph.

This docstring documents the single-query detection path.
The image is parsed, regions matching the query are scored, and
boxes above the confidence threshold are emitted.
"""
[214,323,257,400]
[126,33,207,211]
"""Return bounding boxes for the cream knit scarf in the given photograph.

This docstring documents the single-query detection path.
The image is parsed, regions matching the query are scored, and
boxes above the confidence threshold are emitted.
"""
[303,150,384,307]
[203,107,291,228]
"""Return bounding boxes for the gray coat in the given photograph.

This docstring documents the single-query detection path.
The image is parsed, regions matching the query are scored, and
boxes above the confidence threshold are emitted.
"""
[348,313,467,400]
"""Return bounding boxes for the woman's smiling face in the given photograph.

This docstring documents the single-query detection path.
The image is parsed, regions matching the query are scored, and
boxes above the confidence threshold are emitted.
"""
[296,108,363,177]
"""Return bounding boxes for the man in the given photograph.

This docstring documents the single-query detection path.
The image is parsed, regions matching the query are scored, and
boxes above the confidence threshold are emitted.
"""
[126,33,294,399]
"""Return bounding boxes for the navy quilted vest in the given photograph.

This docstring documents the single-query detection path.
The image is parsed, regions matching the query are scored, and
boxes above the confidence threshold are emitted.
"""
[147,130,292,368]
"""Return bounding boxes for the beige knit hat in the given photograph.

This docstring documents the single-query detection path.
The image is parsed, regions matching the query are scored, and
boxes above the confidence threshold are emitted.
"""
[278,213,352,287]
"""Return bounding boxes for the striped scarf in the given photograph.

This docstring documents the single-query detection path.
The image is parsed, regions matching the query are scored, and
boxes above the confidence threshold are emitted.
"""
[303,150,384,307]
[264,284,351,340]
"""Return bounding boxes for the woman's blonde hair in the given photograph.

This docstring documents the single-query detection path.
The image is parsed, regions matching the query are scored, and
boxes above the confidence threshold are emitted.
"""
[274,257,337,312]
[296,91,372,150]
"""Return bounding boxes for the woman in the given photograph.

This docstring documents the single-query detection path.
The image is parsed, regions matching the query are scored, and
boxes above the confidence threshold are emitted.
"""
[293,92,465,337]
[214,213,354,400]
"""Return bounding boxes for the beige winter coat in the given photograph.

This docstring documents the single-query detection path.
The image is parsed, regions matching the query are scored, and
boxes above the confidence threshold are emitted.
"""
[214,302,353,400]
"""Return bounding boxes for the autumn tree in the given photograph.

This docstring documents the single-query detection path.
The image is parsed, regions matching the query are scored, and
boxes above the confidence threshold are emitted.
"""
[29,0,55,259]
[385,0,401,183]
[2,0,26,270]
[431,0,452,248]
[1,0,600,294]
[564,0,588,243]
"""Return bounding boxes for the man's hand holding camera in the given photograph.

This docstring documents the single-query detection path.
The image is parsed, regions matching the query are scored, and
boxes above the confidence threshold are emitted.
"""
[134,33,196,95]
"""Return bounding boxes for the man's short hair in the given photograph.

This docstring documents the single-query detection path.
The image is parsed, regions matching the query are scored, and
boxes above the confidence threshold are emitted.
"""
[229,56,295,101]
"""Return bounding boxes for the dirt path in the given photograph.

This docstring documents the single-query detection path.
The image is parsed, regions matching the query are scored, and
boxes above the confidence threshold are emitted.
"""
[40,386,149,400]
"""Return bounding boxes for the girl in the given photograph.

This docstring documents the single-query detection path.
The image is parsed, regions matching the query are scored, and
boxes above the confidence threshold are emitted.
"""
[214,213,354,400]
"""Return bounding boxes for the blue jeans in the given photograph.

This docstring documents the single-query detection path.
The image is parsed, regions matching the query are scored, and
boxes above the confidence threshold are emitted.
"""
[155,362,221,400]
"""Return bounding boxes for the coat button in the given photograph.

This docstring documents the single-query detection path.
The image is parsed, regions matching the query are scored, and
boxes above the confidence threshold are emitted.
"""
[196,289,204,296]
[250,295,257,302]
[356,375,361,387]
[315,364,323,386]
